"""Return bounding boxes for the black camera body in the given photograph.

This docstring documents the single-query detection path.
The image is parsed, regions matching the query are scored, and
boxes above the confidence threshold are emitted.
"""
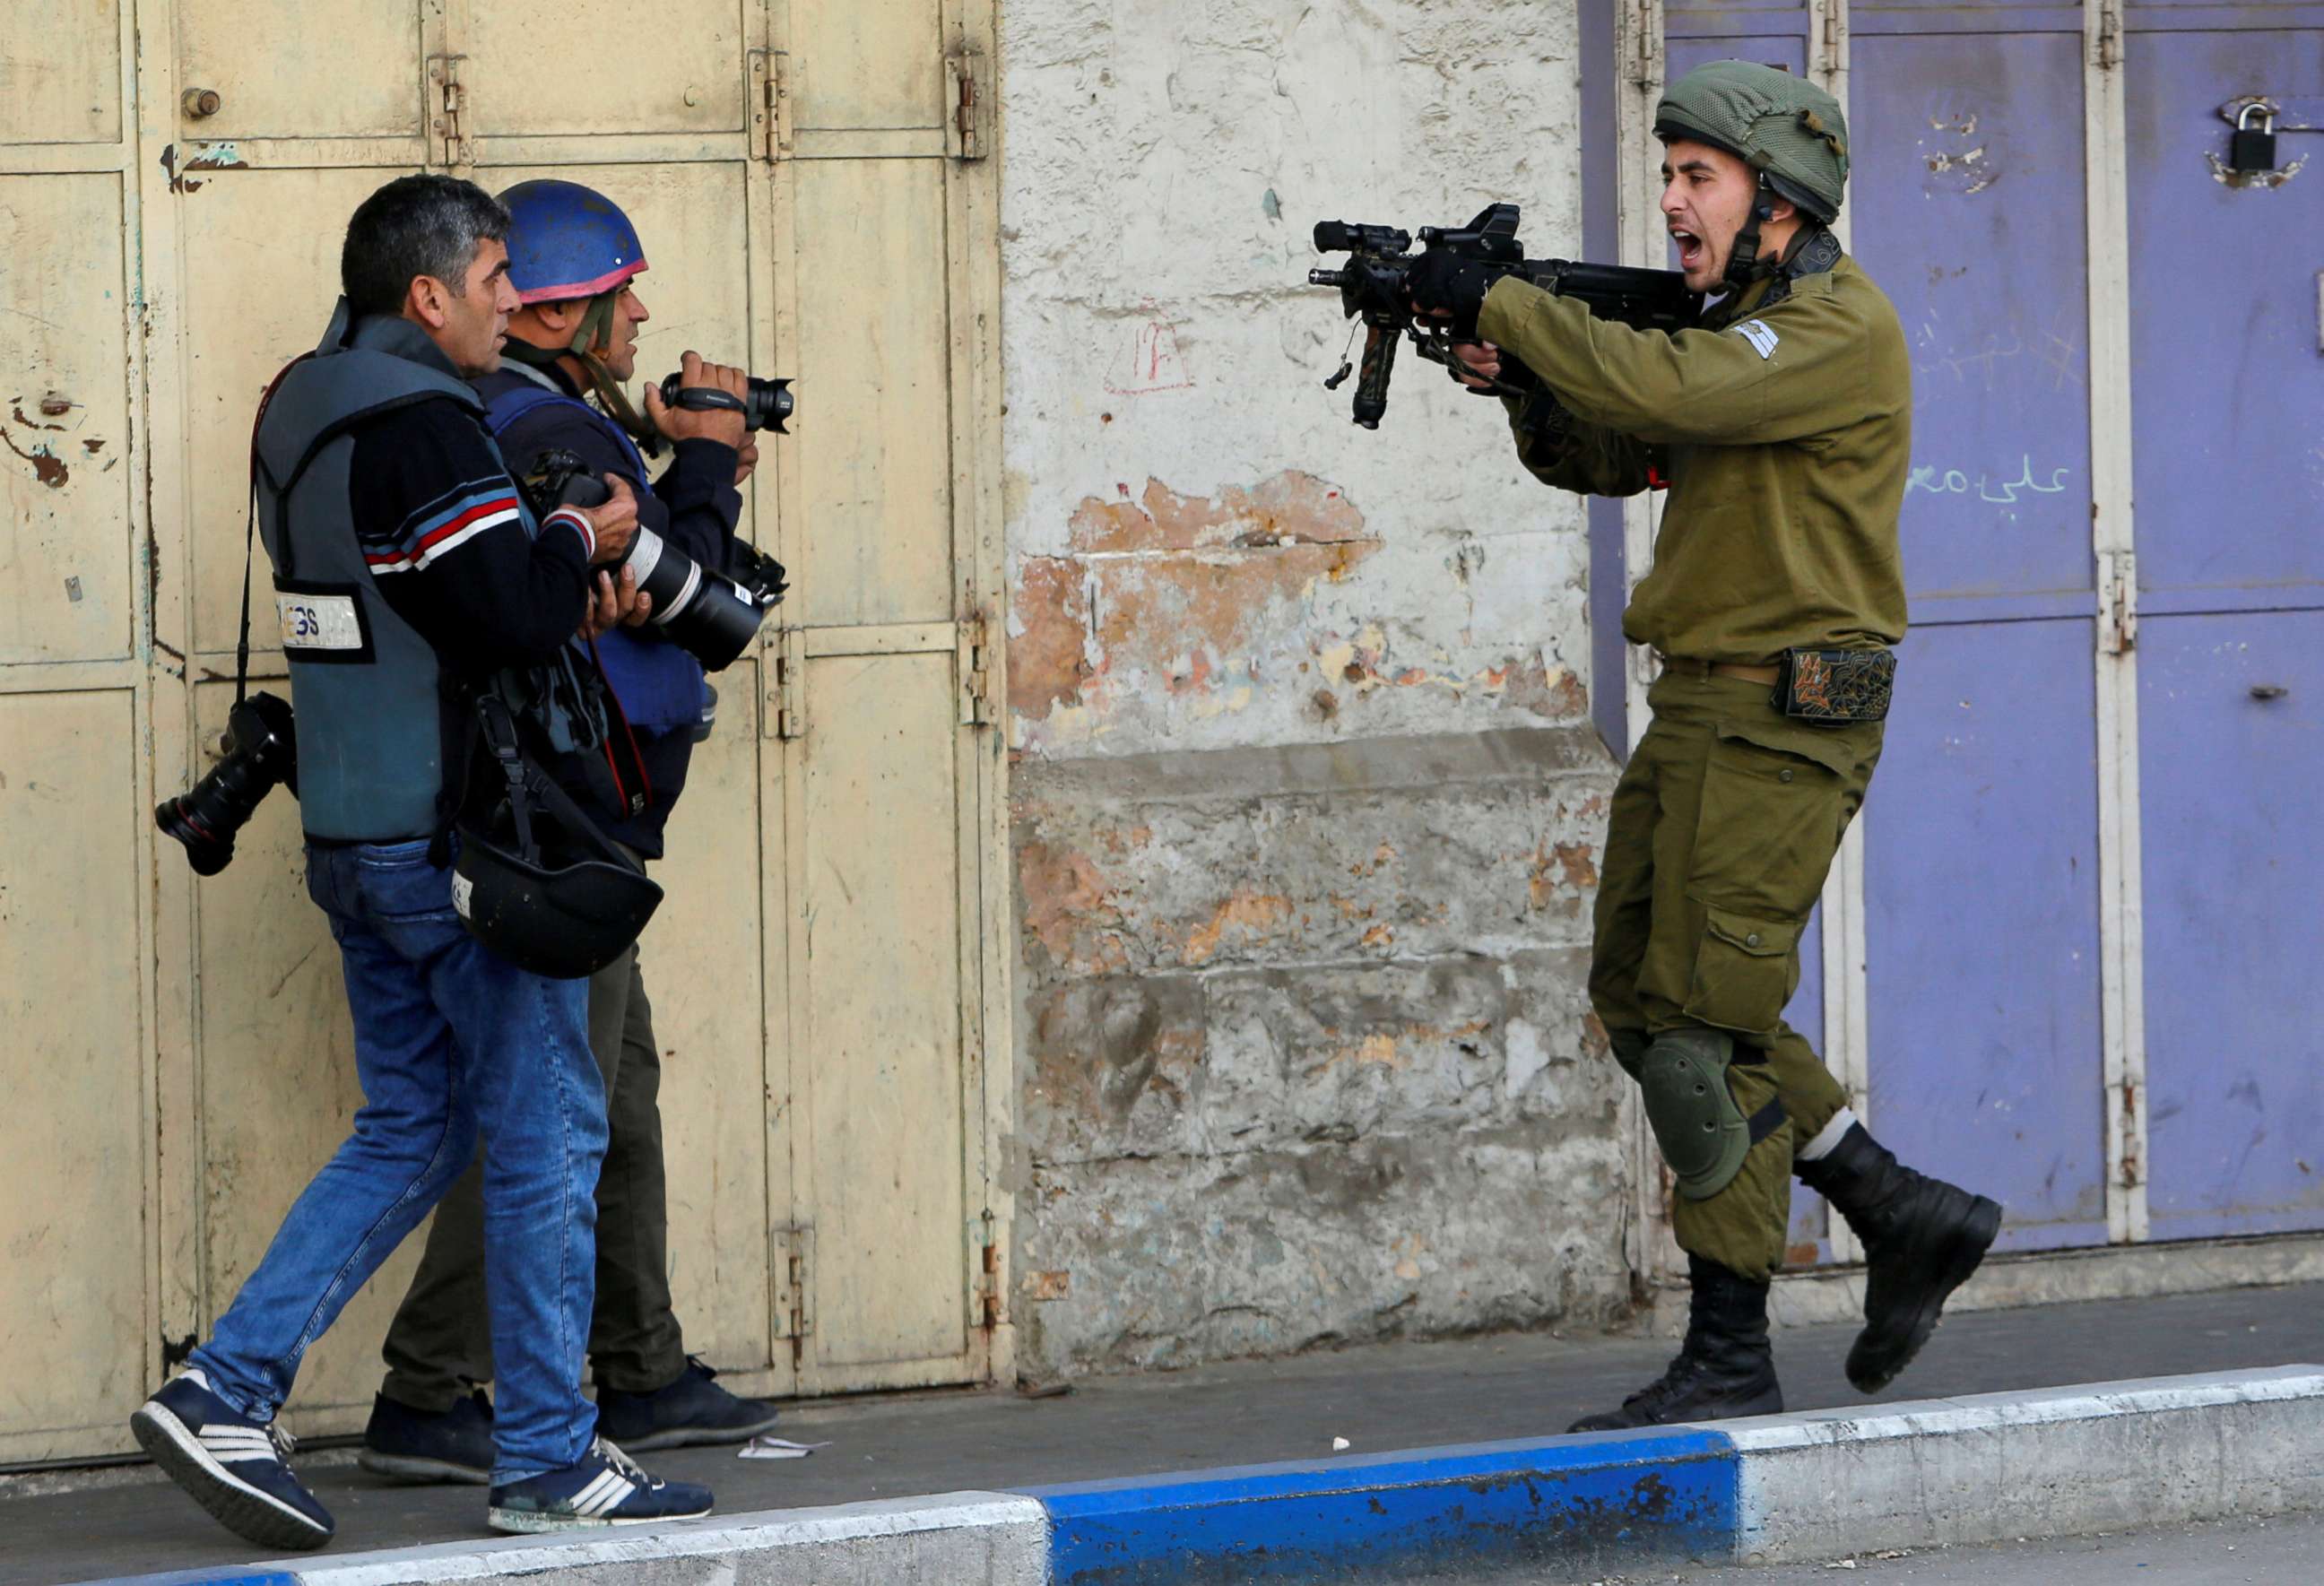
[523,449,786,672]
[156,690,298,876]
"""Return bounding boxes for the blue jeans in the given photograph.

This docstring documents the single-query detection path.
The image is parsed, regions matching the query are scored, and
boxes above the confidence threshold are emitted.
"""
[188,838,608,1484]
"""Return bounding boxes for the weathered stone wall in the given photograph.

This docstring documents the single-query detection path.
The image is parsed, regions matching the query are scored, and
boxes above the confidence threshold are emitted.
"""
[997,0,1632,1377]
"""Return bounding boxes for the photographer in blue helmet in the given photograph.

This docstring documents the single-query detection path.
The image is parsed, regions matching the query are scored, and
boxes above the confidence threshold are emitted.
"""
[358,179,786,1484]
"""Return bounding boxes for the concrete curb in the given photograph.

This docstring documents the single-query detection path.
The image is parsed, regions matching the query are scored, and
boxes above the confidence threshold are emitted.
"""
[111,1367,2324,1585]
[117,1492,1051,1586]
[1728,1367,2324,1563]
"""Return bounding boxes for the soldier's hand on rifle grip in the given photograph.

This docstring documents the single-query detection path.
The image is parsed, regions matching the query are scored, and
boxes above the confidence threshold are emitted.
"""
[1447,338,1503,391]
[1403,251,1513,340]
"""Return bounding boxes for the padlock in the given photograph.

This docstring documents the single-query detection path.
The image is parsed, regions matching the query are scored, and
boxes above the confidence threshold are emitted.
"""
[2230,103,2278,174]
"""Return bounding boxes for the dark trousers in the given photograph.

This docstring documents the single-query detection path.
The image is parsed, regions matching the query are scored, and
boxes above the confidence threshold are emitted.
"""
[378,942,688,1410]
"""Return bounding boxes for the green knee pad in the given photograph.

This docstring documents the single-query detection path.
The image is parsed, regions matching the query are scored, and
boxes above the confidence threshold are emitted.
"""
[1642,1027,1750,1200]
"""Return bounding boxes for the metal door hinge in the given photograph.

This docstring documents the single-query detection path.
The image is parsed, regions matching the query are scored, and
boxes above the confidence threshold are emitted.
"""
[958,615,995,726]
[773,1224,814,1342]
[2099,550,2138,655]
[2094,0,2124,72]
[750,48,793,161]
[946,47,991,160]
[1626,0,1663,91]
[771,628,808,739]
[427,55,469,168]
[973,1209,1002,1331]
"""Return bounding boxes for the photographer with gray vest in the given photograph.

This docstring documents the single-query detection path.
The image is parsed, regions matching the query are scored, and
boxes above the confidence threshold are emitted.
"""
[132,174,715,1547]
[357,178,785,1484]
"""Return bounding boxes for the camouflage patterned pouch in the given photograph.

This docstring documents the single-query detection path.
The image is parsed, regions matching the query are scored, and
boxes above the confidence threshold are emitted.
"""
[1773,647,1895,725]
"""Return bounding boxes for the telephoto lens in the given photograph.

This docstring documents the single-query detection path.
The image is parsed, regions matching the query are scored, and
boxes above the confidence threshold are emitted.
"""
[155,690,298,876]
[622,524,775,672]
[655,371,793,434]
[524,447,779,672]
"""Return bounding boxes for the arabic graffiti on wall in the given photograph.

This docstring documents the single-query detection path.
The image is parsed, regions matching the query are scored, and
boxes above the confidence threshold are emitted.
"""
[1905,455,2074,506]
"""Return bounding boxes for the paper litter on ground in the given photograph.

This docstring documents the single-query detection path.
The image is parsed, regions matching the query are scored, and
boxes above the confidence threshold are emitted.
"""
[740,1435,831,1460]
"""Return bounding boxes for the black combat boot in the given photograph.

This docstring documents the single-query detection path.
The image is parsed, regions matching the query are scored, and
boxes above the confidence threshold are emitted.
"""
[1797,1122,2003,1393]
[1569,1256,1782,1433]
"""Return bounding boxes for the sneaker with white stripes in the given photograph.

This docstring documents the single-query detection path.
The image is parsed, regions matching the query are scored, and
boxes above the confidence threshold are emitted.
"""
[486,1435,714,1533]
[130,1369,334,1550]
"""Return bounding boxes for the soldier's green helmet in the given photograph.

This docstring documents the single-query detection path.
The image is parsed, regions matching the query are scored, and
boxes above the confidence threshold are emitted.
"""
[1654,61,1850,222]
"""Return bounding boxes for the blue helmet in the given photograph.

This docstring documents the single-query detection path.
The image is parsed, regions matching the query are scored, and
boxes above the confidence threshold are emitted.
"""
[496,179,647,304]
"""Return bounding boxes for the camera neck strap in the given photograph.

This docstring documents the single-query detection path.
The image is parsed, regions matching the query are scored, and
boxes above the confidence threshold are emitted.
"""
[473,689,542,857]
[469,682,646,875]
[503,305,661,457]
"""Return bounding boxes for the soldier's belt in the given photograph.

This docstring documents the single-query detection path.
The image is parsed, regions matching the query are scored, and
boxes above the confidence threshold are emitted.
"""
[1656,654,1780,686]
[1772,646,1895,725]
[1659,649,1895,724]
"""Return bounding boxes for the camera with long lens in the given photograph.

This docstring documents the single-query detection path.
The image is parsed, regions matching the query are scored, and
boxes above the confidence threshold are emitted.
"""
[524,449,785,672]
[156,690,298,876]
[655,370,793,434]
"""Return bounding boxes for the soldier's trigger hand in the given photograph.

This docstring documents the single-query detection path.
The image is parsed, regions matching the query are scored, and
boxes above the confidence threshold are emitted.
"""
[1447,339,1502,390]
[1403,252,1513,340]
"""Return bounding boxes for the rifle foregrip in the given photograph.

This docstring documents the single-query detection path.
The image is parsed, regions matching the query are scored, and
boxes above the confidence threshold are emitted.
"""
[1353,322,1396,429]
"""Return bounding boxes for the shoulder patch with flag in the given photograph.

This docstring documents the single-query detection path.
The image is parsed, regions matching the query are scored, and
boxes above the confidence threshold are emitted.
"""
[1733,319,1780,360]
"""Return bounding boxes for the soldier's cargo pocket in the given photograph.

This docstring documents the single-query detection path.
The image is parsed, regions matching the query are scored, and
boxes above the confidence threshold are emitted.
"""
[1683,906,1802,1036]
[1687,722,1851,922]
[1681,721,1844,1036]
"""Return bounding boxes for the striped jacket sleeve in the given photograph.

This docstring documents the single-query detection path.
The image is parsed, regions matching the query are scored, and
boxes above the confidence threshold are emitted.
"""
[348,398,594,674]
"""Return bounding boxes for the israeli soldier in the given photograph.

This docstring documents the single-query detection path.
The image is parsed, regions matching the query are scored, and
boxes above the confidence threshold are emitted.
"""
[1408,61,2003,1427]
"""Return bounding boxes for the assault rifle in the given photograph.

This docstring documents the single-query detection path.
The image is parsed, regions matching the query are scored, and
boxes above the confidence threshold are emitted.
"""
[1306,203,1702,429]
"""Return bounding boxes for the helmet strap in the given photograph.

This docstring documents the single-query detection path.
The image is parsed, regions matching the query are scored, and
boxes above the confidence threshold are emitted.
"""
[506,289,663,456]
[1721,179,1782,294]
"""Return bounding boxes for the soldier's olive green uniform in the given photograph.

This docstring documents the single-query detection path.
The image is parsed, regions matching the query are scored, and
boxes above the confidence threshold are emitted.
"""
[1475,253,1912,1281]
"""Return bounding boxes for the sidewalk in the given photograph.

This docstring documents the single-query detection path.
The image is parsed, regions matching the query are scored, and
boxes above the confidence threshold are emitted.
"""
[6,1281,2318,1584]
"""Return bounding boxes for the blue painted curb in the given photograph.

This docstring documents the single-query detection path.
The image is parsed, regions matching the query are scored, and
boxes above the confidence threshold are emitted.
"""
[1016,1426,1739,1583]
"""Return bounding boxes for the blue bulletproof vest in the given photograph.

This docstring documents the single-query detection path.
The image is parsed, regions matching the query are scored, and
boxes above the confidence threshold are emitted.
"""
[480,372,709,734]
[253,303,541,840]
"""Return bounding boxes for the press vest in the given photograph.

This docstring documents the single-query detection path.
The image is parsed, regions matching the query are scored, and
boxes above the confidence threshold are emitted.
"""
[253,303,542,841]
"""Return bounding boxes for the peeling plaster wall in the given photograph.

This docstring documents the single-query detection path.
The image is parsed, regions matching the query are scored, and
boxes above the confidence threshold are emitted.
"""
[998,0,1632,1376]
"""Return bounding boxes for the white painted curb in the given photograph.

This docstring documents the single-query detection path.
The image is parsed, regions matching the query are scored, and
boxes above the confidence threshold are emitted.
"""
[1721,1365,2324,1563]
[285,1491,1048,1585]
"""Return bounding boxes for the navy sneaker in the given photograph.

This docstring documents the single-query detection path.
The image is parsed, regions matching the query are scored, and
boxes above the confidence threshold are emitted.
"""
[595,1357,783,1451]
[487,1436,713,1533]
[357,1388,494,1485]
[130,1369,334,1551]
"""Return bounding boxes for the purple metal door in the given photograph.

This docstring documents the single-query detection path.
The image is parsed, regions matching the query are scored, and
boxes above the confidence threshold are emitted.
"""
[1848,3,2113,1251]
[2125,10,2324,1236]
[1663,3,1838,1264]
